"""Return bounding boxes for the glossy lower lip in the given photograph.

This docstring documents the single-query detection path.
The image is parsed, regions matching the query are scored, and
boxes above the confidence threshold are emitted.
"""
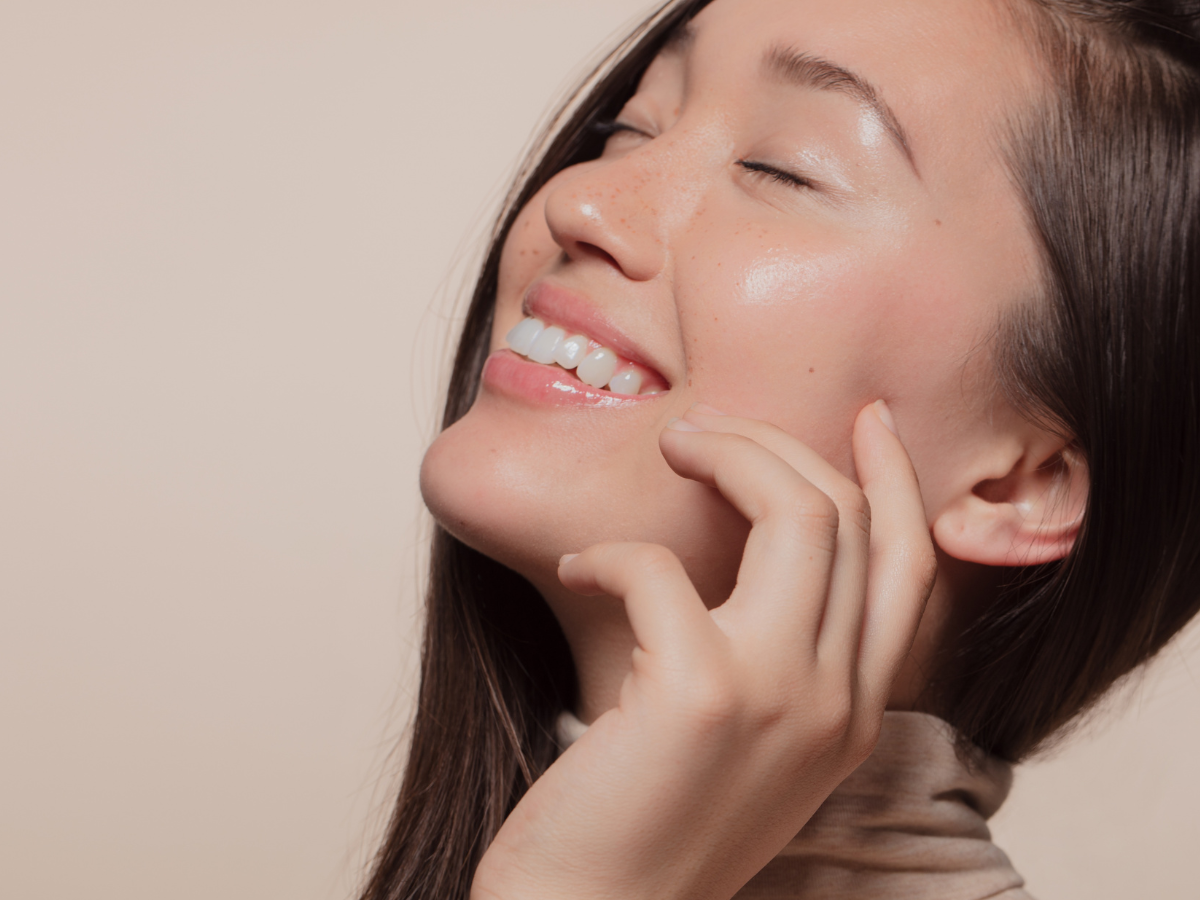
[482,350,664,408]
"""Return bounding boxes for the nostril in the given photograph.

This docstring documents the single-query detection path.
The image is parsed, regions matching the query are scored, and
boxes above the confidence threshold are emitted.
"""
[576,241,620,269]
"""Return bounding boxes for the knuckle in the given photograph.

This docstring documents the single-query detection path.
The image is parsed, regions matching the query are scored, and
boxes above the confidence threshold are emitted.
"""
[777,488,840,544]
[748,688,791,732]
[833,487,872,539]
[679,670,739,723]
[814,692,855,742]
[808,492,841,527]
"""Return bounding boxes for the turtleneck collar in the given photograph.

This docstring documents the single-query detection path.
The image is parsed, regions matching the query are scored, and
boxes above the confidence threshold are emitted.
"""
[554,710,1033,900]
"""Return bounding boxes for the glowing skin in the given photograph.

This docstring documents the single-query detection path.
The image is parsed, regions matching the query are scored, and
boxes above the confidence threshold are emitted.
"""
[421,0,1064,726]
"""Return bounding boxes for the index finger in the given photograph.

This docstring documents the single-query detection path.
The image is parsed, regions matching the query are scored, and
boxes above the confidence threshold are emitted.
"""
[852,402,937,704]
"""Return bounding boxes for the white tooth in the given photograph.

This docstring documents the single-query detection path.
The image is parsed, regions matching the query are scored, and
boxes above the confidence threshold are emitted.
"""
[606,368,643,395]
[639,386,664,395]
[506,317,544,355]
[577,347,619,389]
[554,333,591,370]
[527,325,565,364]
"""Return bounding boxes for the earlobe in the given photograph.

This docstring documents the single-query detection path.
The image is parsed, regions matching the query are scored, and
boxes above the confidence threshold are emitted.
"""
[932,443,1088,567]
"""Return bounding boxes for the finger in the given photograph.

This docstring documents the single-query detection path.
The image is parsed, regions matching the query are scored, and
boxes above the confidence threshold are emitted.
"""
[658,423,839,643]
[558,542,717,659]
[851,402,937,702]
[681,409,852,499]
[680,410,872,668]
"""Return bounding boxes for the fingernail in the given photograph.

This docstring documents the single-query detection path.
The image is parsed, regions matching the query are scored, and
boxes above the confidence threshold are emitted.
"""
[690,402,727,416]
[559,553,578,566]
[666,416,705,432]
[874,399,899,437]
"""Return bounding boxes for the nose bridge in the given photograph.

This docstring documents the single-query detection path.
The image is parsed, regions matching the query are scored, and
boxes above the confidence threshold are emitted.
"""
[544,122,712,282]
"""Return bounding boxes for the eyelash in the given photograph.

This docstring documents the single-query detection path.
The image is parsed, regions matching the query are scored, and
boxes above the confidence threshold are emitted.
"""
[591,119,816,191]
[735,159,815,191]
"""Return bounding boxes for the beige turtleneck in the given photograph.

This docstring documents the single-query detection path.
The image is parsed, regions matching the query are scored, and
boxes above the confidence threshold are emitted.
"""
[554,710,1033,900]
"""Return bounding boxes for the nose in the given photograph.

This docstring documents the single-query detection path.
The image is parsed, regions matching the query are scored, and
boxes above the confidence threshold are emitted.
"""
[542,137,692,283]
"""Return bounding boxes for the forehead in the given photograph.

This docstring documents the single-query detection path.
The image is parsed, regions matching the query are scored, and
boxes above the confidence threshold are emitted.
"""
[685,0,1039,189]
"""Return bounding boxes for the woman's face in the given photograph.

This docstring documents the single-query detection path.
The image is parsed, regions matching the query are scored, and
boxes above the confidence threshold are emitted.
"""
[422,0,1040,607]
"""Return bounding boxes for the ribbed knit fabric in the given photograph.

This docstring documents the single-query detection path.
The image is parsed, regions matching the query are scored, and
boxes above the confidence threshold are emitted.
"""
[554,710,1033,900]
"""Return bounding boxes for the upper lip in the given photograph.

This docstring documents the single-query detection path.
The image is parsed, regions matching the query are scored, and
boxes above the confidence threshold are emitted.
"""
[522,280,671,386]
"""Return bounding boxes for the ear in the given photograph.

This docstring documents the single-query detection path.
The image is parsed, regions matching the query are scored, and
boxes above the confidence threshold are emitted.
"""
[932,434,1088,567]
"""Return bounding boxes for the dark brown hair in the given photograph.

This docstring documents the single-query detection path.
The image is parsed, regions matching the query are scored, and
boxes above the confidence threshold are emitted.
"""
[360,2,1200,897]
[939,0,1200,761]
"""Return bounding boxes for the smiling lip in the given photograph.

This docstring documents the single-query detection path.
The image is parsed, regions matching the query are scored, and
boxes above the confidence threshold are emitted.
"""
[523,281,669,386]
[483,350,661,408]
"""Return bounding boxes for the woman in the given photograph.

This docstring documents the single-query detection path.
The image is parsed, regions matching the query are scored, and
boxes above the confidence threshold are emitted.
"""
[365,0,1200,897]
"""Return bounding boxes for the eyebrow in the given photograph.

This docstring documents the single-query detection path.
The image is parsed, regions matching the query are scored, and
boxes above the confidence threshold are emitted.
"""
[762,45,919,177]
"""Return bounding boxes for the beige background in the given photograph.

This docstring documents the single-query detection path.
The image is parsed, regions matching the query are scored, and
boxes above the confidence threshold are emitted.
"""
[1,2,1196,898]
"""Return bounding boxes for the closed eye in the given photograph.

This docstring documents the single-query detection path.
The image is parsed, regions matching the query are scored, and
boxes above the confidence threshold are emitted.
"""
[737,159,816,190]
[592,121,823,193]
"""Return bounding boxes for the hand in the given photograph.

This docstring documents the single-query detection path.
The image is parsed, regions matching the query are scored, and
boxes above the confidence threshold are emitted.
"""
[471,402,937,900]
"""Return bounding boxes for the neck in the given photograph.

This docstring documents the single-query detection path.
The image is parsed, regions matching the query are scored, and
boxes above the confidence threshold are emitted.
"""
[535,579,637,724]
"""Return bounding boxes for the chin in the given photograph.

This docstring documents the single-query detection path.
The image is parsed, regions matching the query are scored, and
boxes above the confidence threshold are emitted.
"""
[419,391,749,605]
[418,413,561,583]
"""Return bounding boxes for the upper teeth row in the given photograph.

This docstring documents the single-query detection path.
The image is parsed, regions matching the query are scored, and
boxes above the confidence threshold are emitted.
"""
[505,317,659,395]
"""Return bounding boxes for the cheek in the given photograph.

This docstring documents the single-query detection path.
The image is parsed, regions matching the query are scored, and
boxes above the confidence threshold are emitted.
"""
[674,223,892,468]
